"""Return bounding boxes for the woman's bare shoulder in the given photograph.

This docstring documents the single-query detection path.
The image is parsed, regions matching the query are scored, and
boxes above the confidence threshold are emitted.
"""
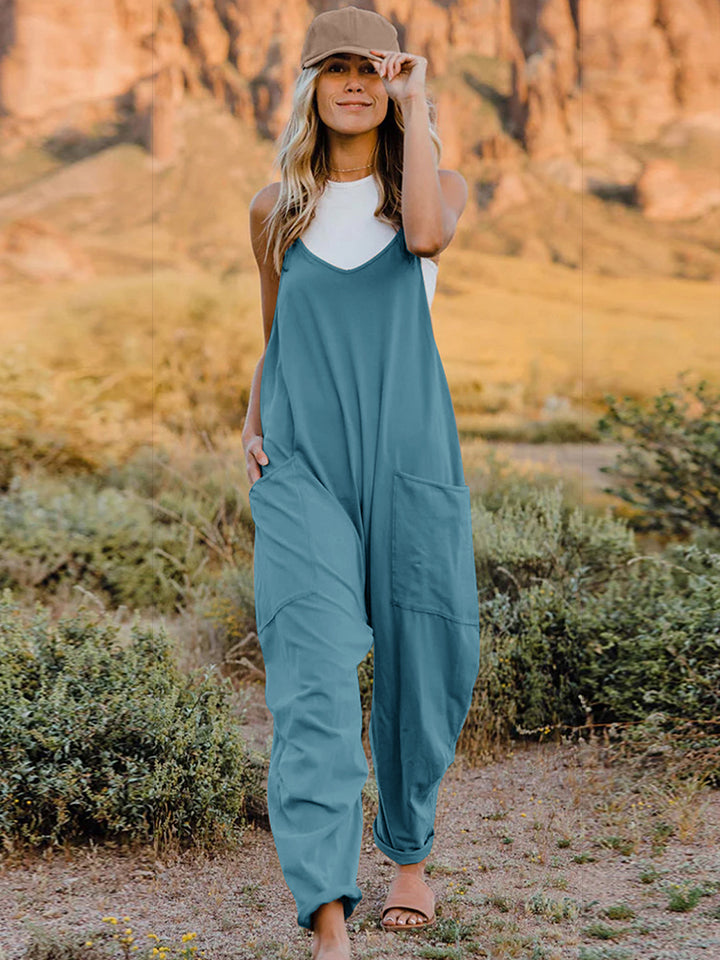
[249,181,282,222]
[249,182,282,266]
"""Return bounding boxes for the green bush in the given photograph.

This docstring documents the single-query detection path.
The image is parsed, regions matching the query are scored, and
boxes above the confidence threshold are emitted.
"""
[597,372,720,535]
[194,564,257,657]
[458,476,720,776]
[0,474,198,611]
[0,590,262,849]
[472,481,637,594]
[0,449,255,616]
[577,541,720,724]
[463,483,636,738]
[473,533,719,735]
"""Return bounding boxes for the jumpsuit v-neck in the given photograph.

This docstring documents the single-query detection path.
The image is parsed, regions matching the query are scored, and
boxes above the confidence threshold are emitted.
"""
[248,222,480,931]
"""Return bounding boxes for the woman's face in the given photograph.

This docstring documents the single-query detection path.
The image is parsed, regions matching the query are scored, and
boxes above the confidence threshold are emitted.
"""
[315,52,389,132]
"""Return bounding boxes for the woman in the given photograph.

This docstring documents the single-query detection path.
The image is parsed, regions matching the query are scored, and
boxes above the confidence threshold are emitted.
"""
[241,7,480,959]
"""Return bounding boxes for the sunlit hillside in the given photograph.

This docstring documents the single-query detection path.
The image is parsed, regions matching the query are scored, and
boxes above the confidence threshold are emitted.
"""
[0,104,717,480]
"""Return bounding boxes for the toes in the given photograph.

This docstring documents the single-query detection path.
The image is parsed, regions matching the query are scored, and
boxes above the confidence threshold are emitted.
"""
[383,908,425,927]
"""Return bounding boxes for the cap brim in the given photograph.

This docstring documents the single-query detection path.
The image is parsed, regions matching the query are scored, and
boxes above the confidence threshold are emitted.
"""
[302,46,385,68]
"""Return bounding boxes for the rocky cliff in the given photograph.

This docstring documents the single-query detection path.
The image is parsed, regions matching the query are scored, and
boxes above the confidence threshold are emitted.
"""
[2,1,718,150]
[1,1,719,240]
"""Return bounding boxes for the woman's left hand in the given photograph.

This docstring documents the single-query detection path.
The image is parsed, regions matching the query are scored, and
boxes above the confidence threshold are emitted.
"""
[368,49,427,103]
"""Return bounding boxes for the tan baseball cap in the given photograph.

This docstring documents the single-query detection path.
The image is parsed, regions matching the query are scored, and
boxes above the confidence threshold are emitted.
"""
[300,6,400,69]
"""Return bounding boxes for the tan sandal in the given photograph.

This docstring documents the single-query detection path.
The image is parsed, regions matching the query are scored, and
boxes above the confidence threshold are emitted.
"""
[380,872,436,932]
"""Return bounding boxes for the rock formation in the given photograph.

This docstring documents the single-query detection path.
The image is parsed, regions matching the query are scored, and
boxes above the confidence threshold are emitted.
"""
[0,0,718,221]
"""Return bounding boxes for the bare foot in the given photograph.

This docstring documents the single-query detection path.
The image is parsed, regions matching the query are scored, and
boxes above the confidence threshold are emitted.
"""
[382,855,431,928]
[311,899,351,960]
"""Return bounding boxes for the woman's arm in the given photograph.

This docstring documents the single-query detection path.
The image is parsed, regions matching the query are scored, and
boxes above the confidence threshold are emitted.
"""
[400,97,468,258]
[243,354,267,449]
[242,181,281,482]
[370,49,468,258]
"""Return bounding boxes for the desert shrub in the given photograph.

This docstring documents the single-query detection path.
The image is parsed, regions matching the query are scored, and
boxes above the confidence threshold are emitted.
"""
[470,530,719,739]
[194,567,257,654]
[576,541,720,725]
[472,481,637,594]
[597,372,720,535]
[0,450,255,616]
[0,590,262,849]
[457,480,720,774]
[463,483,637,739]
[106,445,254,560]
[478,581,586,735]
[0,475,187,610]
[467,447,582,516]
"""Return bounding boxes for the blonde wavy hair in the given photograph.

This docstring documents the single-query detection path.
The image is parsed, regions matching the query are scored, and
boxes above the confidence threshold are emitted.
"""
[260,61,443,276]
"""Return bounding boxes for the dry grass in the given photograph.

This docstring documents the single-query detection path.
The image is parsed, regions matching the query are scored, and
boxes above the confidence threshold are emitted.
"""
[1,249,718,480]
[429,247,720,428]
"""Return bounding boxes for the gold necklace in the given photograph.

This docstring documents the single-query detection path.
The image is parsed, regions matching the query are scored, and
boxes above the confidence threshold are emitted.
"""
[328,162,373,183]
[329,162,373,172]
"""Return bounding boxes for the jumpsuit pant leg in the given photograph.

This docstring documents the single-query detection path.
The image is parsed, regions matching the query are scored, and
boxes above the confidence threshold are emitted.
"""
[369,604,480,864]
[250,452,374,931]
[261,595,374,931]
[367,468,481,865]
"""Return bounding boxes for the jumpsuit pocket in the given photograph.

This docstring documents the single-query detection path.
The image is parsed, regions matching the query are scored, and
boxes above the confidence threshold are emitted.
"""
[391,469,479,626]
[248,453,316,632]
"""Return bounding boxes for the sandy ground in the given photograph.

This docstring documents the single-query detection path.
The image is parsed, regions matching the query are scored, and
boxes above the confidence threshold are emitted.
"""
[1,680,719,960]
[489,441,623,491]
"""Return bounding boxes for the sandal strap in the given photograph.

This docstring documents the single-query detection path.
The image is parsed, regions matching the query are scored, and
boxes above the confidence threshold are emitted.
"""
[381,872,436,921]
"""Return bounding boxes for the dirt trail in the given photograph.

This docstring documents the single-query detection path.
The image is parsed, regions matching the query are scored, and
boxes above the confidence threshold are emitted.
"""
[1,683,718,960]
[461,440,627,501]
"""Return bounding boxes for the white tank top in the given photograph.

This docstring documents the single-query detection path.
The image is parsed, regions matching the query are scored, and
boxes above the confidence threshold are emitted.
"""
[299,174,439,309]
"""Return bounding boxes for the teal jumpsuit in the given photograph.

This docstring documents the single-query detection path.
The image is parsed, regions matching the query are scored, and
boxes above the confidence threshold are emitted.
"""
[248,224,480,931]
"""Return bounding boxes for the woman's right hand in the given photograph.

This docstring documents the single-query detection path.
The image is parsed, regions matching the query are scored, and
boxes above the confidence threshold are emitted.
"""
[244,434,269,489]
